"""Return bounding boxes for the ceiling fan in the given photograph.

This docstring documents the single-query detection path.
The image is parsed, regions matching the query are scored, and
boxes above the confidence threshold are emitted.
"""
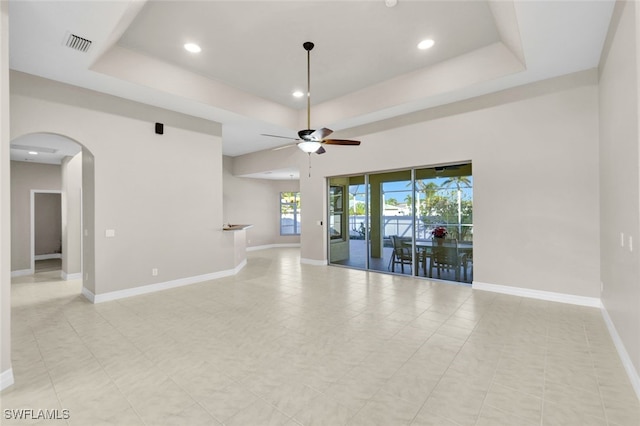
[262,42,361,154]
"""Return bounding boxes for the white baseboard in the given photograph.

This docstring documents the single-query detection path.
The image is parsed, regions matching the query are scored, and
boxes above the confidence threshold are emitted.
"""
[34,253,62,261]
[247,243,301,252]
[601,305,640,400]
[0,368,14,391]
[472,281,602,308]
[11,269,33,278]
[301,258,328,266]
[61,271,82,281]
[472,281,639,402]
[84,260,248,304]
[81,287,95,303]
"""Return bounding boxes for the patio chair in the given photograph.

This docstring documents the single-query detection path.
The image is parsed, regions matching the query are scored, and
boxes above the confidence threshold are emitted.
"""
[429,238,460,280]
[389,235,413,273]
[461,251,473,282]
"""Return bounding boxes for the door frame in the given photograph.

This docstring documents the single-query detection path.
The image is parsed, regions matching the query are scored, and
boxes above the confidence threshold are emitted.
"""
[30,189,63,274]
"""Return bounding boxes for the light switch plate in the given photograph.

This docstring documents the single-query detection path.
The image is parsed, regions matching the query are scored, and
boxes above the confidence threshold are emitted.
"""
[105,229,115,238]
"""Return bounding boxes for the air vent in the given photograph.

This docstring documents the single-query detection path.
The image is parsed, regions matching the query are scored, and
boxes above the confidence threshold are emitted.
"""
[65,33,92,53]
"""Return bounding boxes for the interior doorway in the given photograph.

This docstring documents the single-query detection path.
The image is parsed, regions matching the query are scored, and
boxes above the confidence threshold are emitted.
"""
[11,132,91,283]
[31,190,63,273]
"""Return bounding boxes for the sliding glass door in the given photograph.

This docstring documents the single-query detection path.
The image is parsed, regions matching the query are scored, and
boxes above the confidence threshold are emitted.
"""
[328,163,473,284]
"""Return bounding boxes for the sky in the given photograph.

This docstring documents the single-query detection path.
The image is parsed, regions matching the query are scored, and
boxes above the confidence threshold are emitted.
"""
[350,176,473,205]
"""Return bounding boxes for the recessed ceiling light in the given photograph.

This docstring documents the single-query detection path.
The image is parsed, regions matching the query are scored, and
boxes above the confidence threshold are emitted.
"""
[184,43,201,53]
[385,0,398,7]
[292,91,304,98]
[28,151,38,155]
[417,39,435,50]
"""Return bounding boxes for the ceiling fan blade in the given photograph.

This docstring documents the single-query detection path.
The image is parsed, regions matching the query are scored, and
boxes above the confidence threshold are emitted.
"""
[322,139,361,146]
[310,127,333,141]
[316,146,326,155]
[272,144,297,151]
[261,133,299,141]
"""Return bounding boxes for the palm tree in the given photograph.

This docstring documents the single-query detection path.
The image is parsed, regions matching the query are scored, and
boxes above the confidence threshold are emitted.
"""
[416,181,439,216]
[440,176,472,239]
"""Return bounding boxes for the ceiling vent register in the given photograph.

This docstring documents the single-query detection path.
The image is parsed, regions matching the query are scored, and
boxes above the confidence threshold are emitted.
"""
[65,33,92,53]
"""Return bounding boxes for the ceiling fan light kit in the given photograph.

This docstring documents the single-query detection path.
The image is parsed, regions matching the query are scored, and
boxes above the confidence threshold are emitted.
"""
[262,42,361,155]
[298,141,322,153]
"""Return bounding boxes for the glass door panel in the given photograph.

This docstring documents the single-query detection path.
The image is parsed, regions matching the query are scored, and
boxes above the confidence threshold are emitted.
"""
[369,170,414,276]
[328,175,369,270]
[415,164,473,283]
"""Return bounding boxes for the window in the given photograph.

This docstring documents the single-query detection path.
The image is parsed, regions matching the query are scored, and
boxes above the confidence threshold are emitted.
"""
[329,185,344,240]
[280,192,301,235]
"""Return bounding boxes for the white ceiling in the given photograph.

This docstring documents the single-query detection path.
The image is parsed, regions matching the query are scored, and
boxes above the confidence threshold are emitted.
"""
[10,133,82,165]
[118,0,500,108]
[8,0,615,173]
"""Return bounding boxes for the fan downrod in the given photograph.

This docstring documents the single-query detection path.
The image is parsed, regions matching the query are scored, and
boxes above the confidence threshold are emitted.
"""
[303,42,314,131]
[262,41,361,153]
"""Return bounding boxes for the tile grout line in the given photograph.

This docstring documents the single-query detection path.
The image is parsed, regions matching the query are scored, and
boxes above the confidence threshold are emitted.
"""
[585,321,611,426]
[404,289,484,426]
[67,298,149,426]
[27,323,70,426]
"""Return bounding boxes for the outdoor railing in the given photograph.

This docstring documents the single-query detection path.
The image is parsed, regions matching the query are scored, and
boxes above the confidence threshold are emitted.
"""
[349,215,473,242]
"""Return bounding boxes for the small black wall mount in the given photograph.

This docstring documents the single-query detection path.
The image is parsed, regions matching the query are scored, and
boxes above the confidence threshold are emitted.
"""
[155,122,164,135]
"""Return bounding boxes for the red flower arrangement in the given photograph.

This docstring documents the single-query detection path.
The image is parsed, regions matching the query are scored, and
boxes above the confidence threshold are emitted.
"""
[431,226,448,239]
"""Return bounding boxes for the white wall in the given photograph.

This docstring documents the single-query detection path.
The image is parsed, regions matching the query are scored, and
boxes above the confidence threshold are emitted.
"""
[317,71,601,298]
[10,71,234,297]
[1,0,12,389]
[81,148,96,295]
[599,0,640,388]
[235,70,601,300]
[62,152,82,278]
[223,156,300,248]
[10,161,61,272]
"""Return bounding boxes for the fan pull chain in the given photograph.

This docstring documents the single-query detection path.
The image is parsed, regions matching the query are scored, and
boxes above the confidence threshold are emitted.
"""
[308,153,312,178]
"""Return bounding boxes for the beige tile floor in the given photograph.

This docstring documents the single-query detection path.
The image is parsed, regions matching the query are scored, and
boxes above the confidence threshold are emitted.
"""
[1,248,639,425]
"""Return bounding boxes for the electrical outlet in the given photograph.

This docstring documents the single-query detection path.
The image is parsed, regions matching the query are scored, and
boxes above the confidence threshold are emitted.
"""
[620,232,625,247]
[629,236,633,252]
[152,268,158,276]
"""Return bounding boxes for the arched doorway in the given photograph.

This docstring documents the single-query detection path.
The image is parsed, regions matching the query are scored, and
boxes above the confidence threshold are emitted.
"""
[10,132,95,291]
